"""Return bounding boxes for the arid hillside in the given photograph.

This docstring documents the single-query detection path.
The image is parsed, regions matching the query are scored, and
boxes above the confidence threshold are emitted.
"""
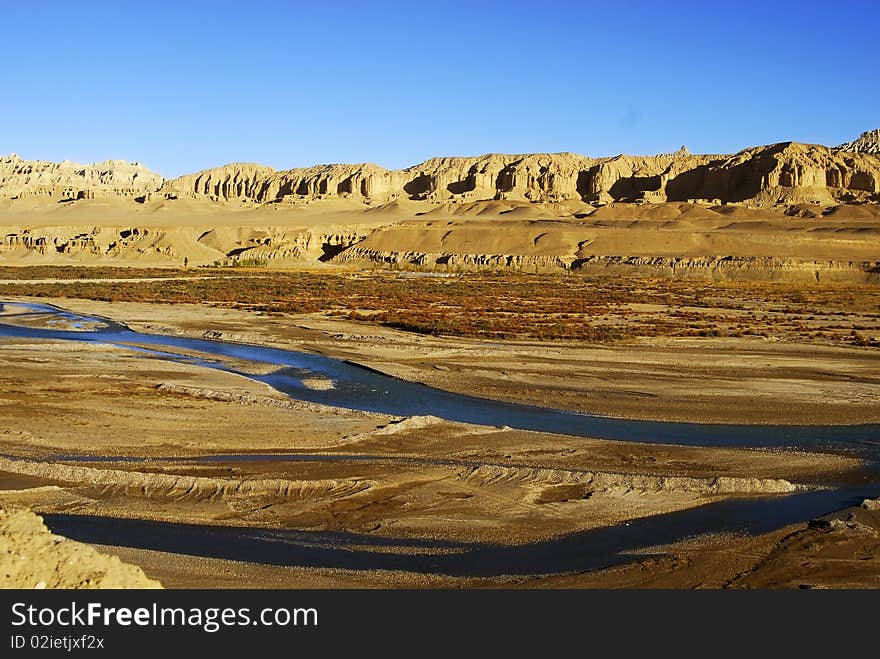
[0,132,878,278]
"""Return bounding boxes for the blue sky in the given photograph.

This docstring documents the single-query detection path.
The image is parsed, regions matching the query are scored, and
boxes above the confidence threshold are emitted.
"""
[1,0,877,176]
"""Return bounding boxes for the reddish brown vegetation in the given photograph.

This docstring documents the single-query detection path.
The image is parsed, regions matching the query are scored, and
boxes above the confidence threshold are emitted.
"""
[0,268,878,346]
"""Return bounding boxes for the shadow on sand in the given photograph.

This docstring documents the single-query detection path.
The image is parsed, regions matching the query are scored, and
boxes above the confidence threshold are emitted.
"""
[43,486,878,578]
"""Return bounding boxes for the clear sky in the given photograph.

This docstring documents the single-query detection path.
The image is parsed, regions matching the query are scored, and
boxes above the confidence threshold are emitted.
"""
[1,0,877,176]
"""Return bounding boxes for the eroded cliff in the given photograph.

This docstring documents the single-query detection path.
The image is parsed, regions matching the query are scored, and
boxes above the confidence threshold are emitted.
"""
[1,132,878,276]
[837,129,880,155]
[3,132,879,209]
[0,224,371,267]
[0,154,162,200]
[155,139,880,207]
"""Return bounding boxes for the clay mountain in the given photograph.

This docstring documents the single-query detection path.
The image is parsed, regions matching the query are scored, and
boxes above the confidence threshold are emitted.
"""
[1,130,878,281]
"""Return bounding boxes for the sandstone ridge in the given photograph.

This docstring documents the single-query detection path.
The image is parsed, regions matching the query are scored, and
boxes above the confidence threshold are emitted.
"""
[1,132,878,276]
[156,140,880,207]
[1,129,878,208]
[0,154,162,200]
[837,129,880,155]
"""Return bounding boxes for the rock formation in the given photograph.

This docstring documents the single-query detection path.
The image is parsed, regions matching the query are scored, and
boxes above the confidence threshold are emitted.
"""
[336,209,880,282]
[2,130,879,208]
[0,131,877,275]
[156,138,880,207]
[160,162,274,201]
[837,129,880,154]
[0,154,162,200]
[0,224,371,267]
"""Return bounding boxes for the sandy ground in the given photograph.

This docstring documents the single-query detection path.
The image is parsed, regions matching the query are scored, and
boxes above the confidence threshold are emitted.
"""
[0,337,831,544]
[94,501,880,589]
[0,298,877,588]
[539,501,880,589]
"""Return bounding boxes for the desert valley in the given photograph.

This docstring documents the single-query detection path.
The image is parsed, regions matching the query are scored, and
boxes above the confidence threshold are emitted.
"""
[1,130,879,589]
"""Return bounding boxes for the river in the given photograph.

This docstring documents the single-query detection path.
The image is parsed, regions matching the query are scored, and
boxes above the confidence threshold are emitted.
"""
[2,300,878,577]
